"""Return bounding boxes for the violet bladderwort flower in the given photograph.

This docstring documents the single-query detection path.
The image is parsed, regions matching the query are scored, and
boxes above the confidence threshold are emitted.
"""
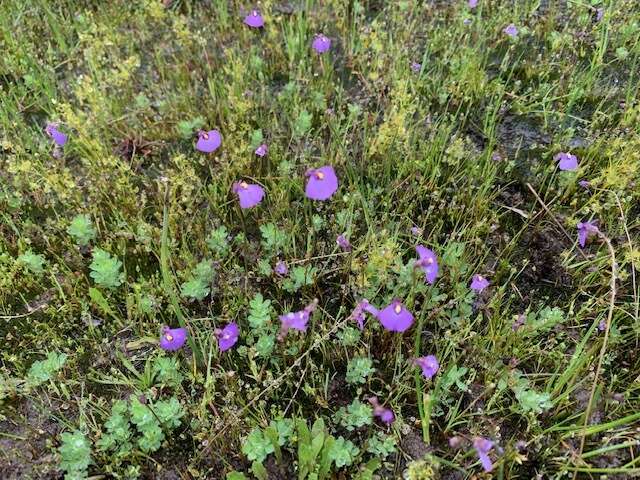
[470,274,490,293]
[195,129,222,153]
[349,299,379,330]
[414,355,439,380]
[305,166,338,200]
[255,143,268,157]
[415,245,439,284]
[368,397,395,425]
[244,10,264,28]
[469,0,479,8]
[45,123,68,147]
[232,181,265,209]
[503,24,518,38]
[215,322,239,352]
[274,260,288,276]
[473,437,495,472]
[577,220,600,247]
[159,326,187,351]
[278,299,318,340]
[312,34,331,53]
[512,313,526,331]
[336,234,351,251]
[555,152,579,171]
[410,62,422,73]
[377,299,414,333]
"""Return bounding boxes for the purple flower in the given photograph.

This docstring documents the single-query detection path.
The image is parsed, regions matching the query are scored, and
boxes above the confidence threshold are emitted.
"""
[368,397,395,425]
[336,234,351,251]
[598,319,606,332]
[470,274,490,292]
[473,437,494,472]
[469,0,478,8]
[244,10,264,28]
[578,180,591,189]
[410,62,422,73]
[414,355,439,380]
[411,226,423,236]
[278,299,318,339]
[555,152,578,171]
[503,24,518,38]
[463,18,472,25]
[275,260,288,276]
[216,322,239,352]
[45,123,68,146]
[349,299,379,330]
[196,129,222,153]
[577,220,600,247]
[415,245,439,284]
[312,34,331,53]
[255,143,268,157]
[596,8,604,22]
[512,313,526,331]
[159,326,187,351]
[449,436,463,448]
[305,166,338,201]
[232,181,265,209]
[377,300,414,333]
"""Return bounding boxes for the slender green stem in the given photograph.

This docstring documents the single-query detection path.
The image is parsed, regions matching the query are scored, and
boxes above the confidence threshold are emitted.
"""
[160,182,202,364]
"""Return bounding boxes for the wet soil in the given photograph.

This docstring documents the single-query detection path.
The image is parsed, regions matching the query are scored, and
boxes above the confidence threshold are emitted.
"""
[0,399,61,480]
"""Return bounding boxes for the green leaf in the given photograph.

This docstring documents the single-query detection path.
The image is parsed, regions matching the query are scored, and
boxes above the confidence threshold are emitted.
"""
[345,357,374,385]
[89,248,124,289]
[282,266,317,293]
[255,334,275,357]
[248,293,272,329]
[250,129,264,149]
[177,117,205,138]
[251,461,268,480]
[153,397,184,429]
[153,356,183,387]
[318,435,335,480]
[327,436,359,468]
[264,425,282,463]
[58,431,92,478]
[242,428,274,463]
[67,214,96,246]
[354,458,381,480]
[311,418,325,438]
[180,278,210,301]
[333,400,373,431]
[269,418,294,446]
[27,352,67,386]
[17,250,46,275]
[260,223,287,252]
[226,473,248,480]
[88,287,115,319]
[206,226,230,256]
[293,110,312,137]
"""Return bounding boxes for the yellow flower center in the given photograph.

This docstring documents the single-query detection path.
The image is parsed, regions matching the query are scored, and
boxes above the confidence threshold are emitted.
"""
[202,132,209,140]
[394,304,402,314]
[240,181,248,189]
[165,333,173,341]
[316,171,325,180]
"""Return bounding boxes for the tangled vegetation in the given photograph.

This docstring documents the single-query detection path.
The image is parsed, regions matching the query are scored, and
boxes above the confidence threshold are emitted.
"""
[1,0,639,478]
